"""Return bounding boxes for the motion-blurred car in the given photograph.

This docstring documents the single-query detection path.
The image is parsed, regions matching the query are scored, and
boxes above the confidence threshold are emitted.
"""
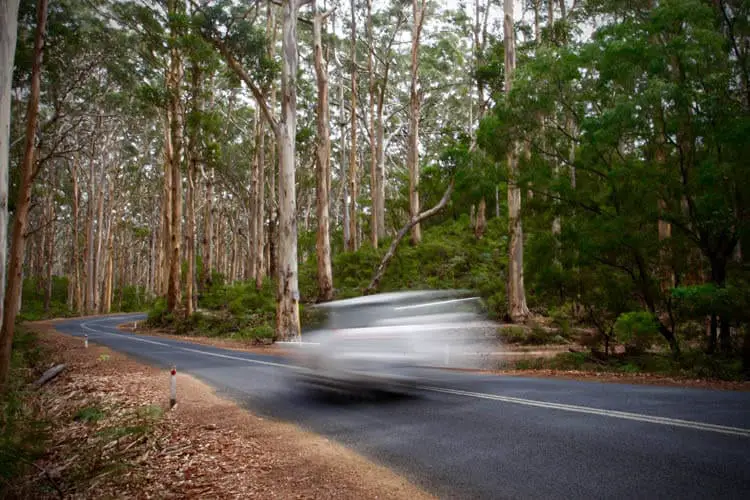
[284,290,495,395]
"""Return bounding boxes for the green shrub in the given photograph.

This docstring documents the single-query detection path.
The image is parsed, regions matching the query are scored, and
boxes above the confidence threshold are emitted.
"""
[20,276,72,321]
[114,285,154,313]
[146,298,170,328]
[498,326,526,344]
[614,311,662,353]
[548,352,589,370]
[526,324,556,345]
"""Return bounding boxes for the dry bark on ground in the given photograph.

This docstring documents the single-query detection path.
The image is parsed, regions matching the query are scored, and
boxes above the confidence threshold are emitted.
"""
[21,322,433,499]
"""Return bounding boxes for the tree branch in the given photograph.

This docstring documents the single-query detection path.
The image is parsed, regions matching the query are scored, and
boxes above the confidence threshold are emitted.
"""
[366,179,454,294]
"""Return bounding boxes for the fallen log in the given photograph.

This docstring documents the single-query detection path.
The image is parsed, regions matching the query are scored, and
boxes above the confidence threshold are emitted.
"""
[33,363,66,388]
[366,180,454,294]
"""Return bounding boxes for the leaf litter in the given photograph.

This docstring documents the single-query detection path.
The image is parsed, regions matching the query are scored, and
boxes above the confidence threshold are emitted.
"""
[21,322,433,500]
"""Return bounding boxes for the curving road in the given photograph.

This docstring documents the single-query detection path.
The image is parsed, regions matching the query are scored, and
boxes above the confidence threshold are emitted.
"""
[55,314,750,499]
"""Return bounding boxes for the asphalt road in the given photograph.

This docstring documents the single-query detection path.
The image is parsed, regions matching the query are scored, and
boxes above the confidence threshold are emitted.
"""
[55,314,750,500]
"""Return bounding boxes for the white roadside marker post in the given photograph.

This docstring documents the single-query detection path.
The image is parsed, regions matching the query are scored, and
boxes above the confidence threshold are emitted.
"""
[170,366,177,408]
[84,334,88,349]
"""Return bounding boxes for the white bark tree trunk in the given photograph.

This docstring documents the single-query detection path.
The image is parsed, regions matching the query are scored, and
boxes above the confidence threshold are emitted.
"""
[313,3,334,301]
[166,0,183,314]
[347,0,358,252]
[408,0,426,245]
[275,0,304,340]
[366,0,378,248]
[504,0,530,322]
[0,0,19,328]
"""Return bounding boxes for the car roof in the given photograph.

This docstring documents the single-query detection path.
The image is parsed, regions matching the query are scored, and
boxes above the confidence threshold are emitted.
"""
[311,289,476,310]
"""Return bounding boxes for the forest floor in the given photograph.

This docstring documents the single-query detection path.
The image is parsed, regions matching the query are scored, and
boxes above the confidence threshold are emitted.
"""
[5,322,433,499]
[121,322,750,391]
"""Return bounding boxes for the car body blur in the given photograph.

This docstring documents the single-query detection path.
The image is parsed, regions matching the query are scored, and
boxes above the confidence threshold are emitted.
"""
[283,290,497,395]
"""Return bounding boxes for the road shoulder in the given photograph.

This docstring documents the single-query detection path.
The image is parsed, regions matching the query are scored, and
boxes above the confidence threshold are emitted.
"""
[24,321,433,499]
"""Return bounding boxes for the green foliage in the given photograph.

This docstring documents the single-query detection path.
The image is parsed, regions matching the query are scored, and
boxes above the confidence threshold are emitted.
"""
[519,349,745,382]
[146,298,172,328]
[300,218,507,317]
[672,284,750,322]
[498,324,567,346]
[149,279,280,340]
[498,326,526,344]
[20,277,72,321]
[614,312,662,353]
[74,406,106,424]
[114,286,154,313]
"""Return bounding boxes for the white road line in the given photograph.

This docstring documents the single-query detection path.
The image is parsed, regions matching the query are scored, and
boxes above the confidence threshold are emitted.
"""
[78,318,750,437]
[81,320,169,347]
[80,320,288,368]
[179,347,288,368]
[394,297,481,311]
[418,386,750,438]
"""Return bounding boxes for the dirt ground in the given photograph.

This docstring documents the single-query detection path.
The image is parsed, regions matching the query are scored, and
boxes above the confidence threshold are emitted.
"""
[23,322,434,499]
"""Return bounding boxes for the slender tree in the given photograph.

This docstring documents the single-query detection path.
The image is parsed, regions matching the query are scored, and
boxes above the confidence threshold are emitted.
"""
[504,0,529,322]
[312,1,334,301]
[347,0,359,251]
[0,0,49,388]
[166,0,184,315]
[408,0,426,245]
[0,0,20,332]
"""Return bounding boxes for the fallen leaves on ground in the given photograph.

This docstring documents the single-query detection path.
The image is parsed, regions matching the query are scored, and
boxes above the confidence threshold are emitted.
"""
[21,323,432,500]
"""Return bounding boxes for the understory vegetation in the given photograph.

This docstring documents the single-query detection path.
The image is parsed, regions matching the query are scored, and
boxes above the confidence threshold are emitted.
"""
[19,277,154,322]
[0,327,50,494]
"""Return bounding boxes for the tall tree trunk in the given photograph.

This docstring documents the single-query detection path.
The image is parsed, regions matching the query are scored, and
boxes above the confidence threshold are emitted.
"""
[366,0,378,248]
[216,212,224,279]
[43,174,56,313]
[375,103,386,238]
[267,6,278,282]
[160,110,172,297]
[347,0,359,252]
[249,115,261,283]
[374,26,397,240]
[340,51,350,249]
[313,3,334,302]
[255,125,266,289]
[408,0,426,245]
[71,157,82,313]
[85,121,100,314]
[185,63,200,317]
[94,169,106,311]
[274,0,303,340]
[0,0,47,389]
[504,0,530,322]
[149,210,157,297]
[102,226,114,313]
[0,0,19,331]
[166,0,183,314]
[201,167,213,292]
